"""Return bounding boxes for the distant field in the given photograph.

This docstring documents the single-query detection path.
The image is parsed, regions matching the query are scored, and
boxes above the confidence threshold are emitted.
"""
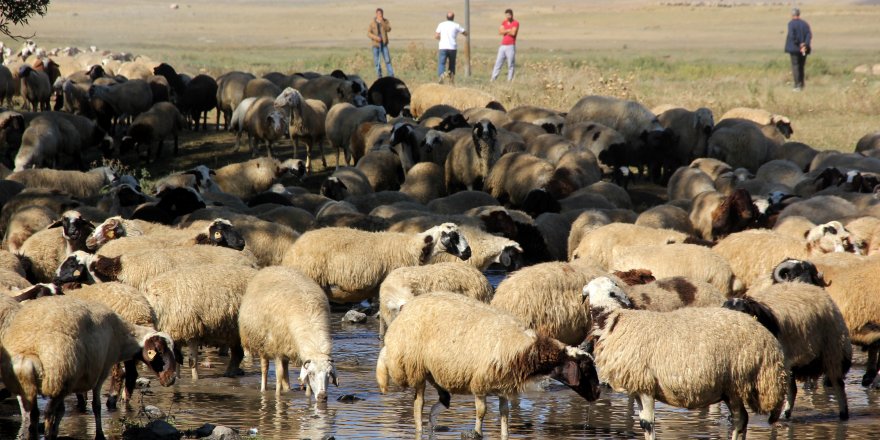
[4,0,880,151]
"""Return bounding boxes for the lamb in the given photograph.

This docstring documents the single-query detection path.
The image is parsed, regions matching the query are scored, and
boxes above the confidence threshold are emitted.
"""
[54,246,256,291]
[232,96,290,157]
[215,71,255,129]
[88,79,153,126]
[18,65,51,111]
[491,261,603,346]
[0,296,176,440]
[325,103,387,167]
[5,166,117,200]
[239,266,337,399]
[400,162,446,204]
[609,243,742,296]
[213,156,305,200]
[409,83,503,118]
[378,262,493,335]
[377,291,600,438]
[284,87,328,171]
[569,223,688,270]
[724,277,851,420]
[319,166,374,200]
[140,264,257,380]
[445,120,500,192]
[585,277,787,440]
[281,223,471,303]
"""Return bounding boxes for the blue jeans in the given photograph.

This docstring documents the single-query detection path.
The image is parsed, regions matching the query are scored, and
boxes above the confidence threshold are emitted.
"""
[373,44,394,78]
[438,49,457,78]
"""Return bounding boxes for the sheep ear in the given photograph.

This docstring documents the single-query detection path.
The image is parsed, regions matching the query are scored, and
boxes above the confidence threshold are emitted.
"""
[419,234,435,264]
[90,255,121,282]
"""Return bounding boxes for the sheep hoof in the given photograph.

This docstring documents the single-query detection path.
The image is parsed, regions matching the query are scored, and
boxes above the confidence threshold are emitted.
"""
[223,368,246,377]
[106,395,118,410]
[783,409,792,419]
[840,409,849,421]
[460,430,482,439]
[861,373,876,387]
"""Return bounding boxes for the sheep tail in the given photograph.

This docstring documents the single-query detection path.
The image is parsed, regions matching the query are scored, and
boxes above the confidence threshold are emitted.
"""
[12,355,41,400]
[749,355,787,422]
[376,347,390,394]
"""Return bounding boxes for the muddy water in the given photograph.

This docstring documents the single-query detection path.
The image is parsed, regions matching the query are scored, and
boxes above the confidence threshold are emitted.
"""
[1,312,879,439]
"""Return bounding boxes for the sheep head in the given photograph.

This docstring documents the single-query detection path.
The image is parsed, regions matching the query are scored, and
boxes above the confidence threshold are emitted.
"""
[138,332,177,386]
[266,110,289,138]
[53,210,95,252]
[772,258,826,287]
[55,251,96,285]
[419,223,471,263]
[155,186,206,220]
[813,167,846,190]
[471,120,498,158]
[805,221,859,254]
[87,64,105,81]
[584,276,633,311]
[278,158,307,180]
[275,87,302,111]
[11,283,61,302]
[299,358,337,402]
[771,115,793,138]
[319,176,347,201]
[494,242,523,272]
[722,297,781,337]
[437,113,468,132]
[550,346,601,402]
[182,165,217,192]
[196,218,246,251]
[710,188,759,240]
[86,216,127,251]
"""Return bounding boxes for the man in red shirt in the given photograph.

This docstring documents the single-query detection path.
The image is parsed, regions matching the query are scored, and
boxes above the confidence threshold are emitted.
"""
[491,9,519,82]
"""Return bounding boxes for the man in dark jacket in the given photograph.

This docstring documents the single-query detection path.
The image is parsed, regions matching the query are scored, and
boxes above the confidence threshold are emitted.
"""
[785,8,812,91]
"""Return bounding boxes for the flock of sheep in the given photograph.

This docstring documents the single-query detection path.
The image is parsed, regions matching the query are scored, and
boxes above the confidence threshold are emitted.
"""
[1,40,880,440]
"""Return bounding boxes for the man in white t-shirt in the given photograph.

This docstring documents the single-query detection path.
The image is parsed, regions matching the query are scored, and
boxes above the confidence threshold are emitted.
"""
[435,11,467,81]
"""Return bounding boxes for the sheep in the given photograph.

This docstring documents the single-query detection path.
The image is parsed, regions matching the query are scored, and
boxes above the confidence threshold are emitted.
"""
[116,60,155,80]
[562,121,627,169]
[491,261,603,346]
[755,159,805,189]
[367,76,411,117]
[283,87,328,172]
[400,162,445,204]
[232,96,290,157]
[18,65,51,111]
[615,269,727,311]
[59,282,157,327]
[525,133,576,165]
[427,191,500,215]
[297,75,365,109]
[319,166,374,200]
[508,105,565,133]
[54,246,256,291]
[0,296,176,440]
[356,149,404,191]
[409,83,503,118]
[213,156,305,200]
[445,120,500,192]
[635,204,695,235]
[707,119,777,173]
[377,291,600,438]
[724,278,851,420]
[378,262,492,335]
[719,107,793,142]
[16,211,95,283]
[856,131,880,153]
[177,74,218,131]
[89,218,247,258]
[585,277,787,440]
[689,189,760,241]
[484,152,556,210]
[503,120,550,145]
[239,266,337,398]
[88,79,153,127]
[656,107,715,177]
[667,166,716,201]
[13,115,79,171]
[138,264,257,381]
[281,223,471,303]
[776,195,859,224]
[3,205,55,251]
[569,223,688,270]
[243,77,281,99]
[462,107,511,128]
[325,103,387,167]
[428,225,523,272]
[215,71,255,129]
[6,167,116,201]
[610,243,741,296]
[0,64,13,108]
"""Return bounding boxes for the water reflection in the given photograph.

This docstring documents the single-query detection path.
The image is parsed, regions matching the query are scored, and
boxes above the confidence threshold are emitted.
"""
[0,315,878,439]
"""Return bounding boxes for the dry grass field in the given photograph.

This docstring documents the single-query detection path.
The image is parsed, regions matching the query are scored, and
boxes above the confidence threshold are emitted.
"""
[5,0,880,161]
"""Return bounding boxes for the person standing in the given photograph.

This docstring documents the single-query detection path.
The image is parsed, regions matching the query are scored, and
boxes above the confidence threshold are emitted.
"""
[785,8,811,91]
[369,8,394,78]
[491,9,519,82]
[435,11,467,81]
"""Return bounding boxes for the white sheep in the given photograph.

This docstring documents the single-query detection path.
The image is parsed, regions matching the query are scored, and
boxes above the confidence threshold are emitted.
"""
[400,162,446,204]
[667,166,716,202]
[234,96,290,157]
[635,204,695,236]
[281,223,471,304]
[0,296,176,440]
[3,205,55,252]
[142,264,258,380]
[614,269,727,311]
[569,223,688,270]
[585,277,787,440]
[377,291,599,438]
[212,156,305,200]
[6,166,116,199]
[724,278,851,420]
[378,262,493,335]
[428,224,522,271]
[239,266,336,399]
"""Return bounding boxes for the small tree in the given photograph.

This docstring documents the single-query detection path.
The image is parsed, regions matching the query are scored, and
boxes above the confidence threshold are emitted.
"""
[1,0,51,39]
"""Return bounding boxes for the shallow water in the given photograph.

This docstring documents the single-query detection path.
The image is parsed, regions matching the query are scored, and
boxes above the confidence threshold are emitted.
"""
[1,312,879,439]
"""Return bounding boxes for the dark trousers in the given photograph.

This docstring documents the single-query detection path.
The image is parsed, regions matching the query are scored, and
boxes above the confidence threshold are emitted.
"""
[790,53,806,88]
[438,49,457,78]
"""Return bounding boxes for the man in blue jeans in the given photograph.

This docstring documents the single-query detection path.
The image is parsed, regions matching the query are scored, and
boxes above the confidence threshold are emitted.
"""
[368,8,394,78]
[435,11,467,81]
[785,8,811,91]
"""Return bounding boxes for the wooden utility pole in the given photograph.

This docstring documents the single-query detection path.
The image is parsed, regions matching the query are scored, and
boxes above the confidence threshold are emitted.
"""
[465,0,471,77]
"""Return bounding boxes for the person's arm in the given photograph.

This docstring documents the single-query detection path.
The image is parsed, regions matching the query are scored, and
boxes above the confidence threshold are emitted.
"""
[804,24,812,47]
[384,19,391,34]
[368,22,380,42]
[508,23,518,38]
[460,25,468,37]
[435,32,441,40]
[498,24,507,36]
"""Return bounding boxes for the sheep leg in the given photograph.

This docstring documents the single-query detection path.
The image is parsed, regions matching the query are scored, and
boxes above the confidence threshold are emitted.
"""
[830,374,849,420]
[474,394,487,436]
[266,141,275,158]
[223,344,245,377]
[499,395,510,439]
[233,130,243,152]
[863,344,879,386]
[783,372,797,419]
[17,395,39,440]
[635,394,656,440]
[189,341,200,380]
[260,356,269,392]
[727,399,748,440]
[280,358,291,391]
[92,385,106,440]
[76,392,87,412]
[317,137,327,168]
[173,133,179,156]
[413,381,426,435]
[274,357,285,394]
[44,396,65,440]
[249,135,258,158]
[428,377,451,430]
[335,145,342,169]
